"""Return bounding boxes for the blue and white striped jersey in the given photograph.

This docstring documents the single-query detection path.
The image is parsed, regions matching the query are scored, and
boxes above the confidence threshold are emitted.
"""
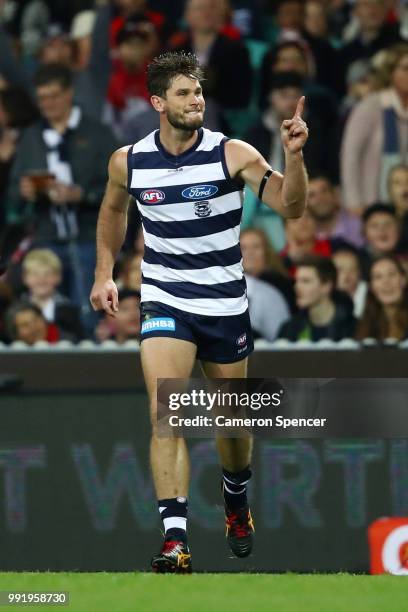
[127,127,247,316]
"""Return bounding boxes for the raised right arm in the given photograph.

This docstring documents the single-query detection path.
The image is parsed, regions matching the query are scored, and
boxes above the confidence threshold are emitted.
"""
[90,146,131,316]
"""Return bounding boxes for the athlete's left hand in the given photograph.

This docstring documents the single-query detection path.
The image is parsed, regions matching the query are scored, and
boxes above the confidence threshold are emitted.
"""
[280,96,309,154]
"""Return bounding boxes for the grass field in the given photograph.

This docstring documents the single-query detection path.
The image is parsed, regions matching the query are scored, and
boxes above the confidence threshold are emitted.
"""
[0,573,405,612]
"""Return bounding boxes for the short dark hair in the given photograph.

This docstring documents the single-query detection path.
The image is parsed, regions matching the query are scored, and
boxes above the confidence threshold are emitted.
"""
[362,203,397,224]
[308,173,333,185]
[0,87,39,128]
[33,63,73,90]
[297,255,337,286]
[5,301,44,340]
[269,71,304,93]
[147,52,204,98]
[331,242,362,271]
[331,240,360,258]
[116,17,152,45]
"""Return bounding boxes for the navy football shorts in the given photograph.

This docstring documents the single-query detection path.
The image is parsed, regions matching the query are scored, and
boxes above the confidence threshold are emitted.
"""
[140,301,254,363]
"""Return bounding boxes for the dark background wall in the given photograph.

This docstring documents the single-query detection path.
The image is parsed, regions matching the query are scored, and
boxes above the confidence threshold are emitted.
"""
[0,349,407,572]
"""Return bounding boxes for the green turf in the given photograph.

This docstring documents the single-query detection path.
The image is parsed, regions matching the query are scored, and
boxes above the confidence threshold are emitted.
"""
[0,573,404,612]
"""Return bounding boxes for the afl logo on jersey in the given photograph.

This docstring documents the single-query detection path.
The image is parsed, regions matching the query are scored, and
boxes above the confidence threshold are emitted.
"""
[182,184,218,200]
[140,189,165,203]
[236,333,247,347]
[194,201,212,218]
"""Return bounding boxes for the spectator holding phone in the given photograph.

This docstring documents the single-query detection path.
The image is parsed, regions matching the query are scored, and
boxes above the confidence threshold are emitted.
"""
[5,63,116,333]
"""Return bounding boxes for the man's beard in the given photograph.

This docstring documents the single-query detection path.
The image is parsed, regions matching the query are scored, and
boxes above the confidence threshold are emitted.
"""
[167,108,204,131]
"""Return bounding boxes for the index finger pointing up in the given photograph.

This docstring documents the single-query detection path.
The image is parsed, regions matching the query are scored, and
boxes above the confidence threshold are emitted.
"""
[294,96,305,118]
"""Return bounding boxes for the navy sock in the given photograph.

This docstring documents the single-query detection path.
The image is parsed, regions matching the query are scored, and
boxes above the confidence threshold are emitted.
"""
[158,496,188,542]
[222,465,251,510]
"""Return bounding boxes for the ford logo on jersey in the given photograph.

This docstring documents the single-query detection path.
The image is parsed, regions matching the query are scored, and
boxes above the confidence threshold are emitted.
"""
[140,189,165,203]
[182,184,218,200]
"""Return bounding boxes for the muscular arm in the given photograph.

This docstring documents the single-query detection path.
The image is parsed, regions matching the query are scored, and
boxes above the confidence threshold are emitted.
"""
[90,146,131,314]
[226,97,308,219]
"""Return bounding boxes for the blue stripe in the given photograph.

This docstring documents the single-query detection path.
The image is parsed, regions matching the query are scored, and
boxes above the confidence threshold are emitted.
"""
[383,107,399,153]
[132,178,242,206]
[142,276,246,299]
[155,127,204,164]
[130,147,222,169]
[141,208,242,239]
[143,244,242,269]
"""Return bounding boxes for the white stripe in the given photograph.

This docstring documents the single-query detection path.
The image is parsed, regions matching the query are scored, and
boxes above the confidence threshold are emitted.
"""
[131,162,225,188]
[131,131,156,154]
[224,475,251,486]
[138,191,243,222]
[141,284,248,316]
[197,129,224,150]
[163,517,187,532]
[223,483,246,494]
[144,225,240,255]
[142,261,243,285]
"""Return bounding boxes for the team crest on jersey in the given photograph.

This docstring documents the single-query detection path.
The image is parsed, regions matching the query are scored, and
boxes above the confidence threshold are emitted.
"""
[194,201,212,218]
[182,184,219,200]
[140,189,165,203]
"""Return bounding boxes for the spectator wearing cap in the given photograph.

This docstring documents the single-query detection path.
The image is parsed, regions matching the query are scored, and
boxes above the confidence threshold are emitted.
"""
[307,175,364,247]
[5,63,117,334]
[5,301,75,345]
[341,44,408,212]
[278,255,356,342]
[249,71,337,179]
[110,0,166,49]
[270,0,340,94]
[95,288,141,344]
[259,40,339,159]
[105,16,158,141]
[242,71,337,250]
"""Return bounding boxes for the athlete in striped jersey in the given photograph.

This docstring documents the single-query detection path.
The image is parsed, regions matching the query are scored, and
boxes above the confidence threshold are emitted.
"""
[90,52,308,573]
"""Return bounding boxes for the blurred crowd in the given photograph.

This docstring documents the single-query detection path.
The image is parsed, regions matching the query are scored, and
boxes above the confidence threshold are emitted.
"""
[1,0,408,345]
